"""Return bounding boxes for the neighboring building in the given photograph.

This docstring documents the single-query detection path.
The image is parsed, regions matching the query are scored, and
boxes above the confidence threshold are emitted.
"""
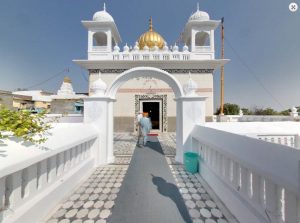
[74,4,228,132]
[13,90,52,111]
[50,77,87,114]
[0,90,14,110]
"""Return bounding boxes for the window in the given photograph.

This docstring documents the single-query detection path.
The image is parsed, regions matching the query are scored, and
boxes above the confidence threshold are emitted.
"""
[93,32,107,46]
[195,32,210,46]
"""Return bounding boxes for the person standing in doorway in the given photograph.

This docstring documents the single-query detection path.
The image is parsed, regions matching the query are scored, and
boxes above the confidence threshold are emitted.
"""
[136,111,143,146]
[140,112,152,146]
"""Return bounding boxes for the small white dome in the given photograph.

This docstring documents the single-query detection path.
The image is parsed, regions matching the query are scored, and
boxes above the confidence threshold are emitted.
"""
[183,44,189,52]
[143,45,149,51]
[133,42,139,51]
[189,4,209,22]
[163,42,169,51]
[173,44,179,52]
[93,4,114,22]
[113,44,120,52]
[123,43,129,52]
[90,76,107,97]
[153,45,159,51]
[184,74,198,96]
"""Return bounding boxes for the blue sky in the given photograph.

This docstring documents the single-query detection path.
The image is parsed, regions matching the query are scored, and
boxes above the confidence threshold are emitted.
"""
[0,0,299,111]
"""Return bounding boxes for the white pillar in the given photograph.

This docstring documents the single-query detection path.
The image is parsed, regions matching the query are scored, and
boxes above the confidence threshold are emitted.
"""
[84,97,115,166]
[174,96,207,163]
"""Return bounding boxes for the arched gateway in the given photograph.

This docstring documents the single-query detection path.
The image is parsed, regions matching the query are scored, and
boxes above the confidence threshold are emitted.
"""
[84,67,207,166]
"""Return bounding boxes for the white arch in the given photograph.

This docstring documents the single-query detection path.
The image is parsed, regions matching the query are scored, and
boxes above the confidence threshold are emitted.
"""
[106,67,184,98]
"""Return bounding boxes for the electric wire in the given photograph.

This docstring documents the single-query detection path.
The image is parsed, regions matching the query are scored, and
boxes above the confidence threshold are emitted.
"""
[224,37,285,110]
[25,67,70,89]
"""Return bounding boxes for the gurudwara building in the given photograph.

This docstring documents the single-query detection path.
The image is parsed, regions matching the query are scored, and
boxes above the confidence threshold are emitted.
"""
[74,4,227,132]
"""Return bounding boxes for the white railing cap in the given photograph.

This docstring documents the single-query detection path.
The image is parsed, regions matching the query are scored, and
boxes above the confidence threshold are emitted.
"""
[0,123,98,179]
[192,125,300,196]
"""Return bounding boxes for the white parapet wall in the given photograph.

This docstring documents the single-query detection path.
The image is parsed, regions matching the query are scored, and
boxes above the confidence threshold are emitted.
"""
[45,114,84,123]
[0,123,98,223]
[191,123,300,223]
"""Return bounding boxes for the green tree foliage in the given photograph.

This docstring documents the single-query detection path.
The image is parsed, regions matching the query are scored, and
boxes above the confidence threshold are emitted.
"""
[253,107,279,115]
[241,108,252,115]
[0,107,50,144]
[216,103,240,115]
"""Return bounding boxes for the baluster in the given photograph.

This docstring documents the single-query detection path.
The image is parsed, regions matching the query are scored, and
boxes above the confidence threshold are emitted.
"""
[240,166,250,198]
[37,160,47,190]
[47,156,57,183]
[75,145,80,164]
[203,145,207,162]
[70,147,76,167]
[211,149,216,170]
[6,171,22,209]
[79,144,84,161]
[207,147,212,166]
[23,165,37,198]
[65,150,71,171]
[0,177,5,218]
[57,152,64,177]
[251,172,264,207]
[265,180,283,222]
[218,153,223,175]
[84,142,89,158]
[224,157,231,182]
[285,189,299,223]
[232,161,240,189]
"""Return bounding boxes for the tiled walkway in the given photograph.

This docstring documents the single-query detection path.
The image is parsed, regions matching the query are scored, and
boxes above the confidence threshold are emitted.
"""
[46,133,236,223]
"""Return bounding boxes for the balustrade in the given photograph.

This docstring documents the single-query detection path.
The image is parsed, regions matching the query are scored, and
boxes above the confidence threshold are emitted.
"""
[0,127,97,223]
[191,125,300,223]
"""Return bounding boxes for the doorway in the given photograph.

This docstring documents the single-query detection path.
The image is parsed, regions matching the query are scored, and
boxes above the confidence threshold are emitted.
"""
[141,100,161,131]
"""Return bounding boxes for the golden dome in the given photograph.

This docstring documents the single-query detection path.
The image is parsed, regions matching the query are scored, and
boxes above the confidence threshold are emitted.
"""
[63,76,72,84]
[138,17,165,50]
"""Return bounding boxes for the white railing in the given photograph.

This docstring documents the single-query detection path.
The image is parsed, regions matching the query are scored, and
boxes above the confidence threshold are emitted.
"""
[89,49,214,61]
[191,125,300,223]
[45,114,83,123]
[256,134,297,148]
[195,46,212,52]
[92,46,107,51]
[0,124,98,223]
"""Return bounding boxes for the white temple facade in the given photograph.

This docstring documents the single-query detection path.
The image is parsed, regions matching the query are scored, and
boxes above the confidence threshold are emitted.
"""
[74,4,228,132]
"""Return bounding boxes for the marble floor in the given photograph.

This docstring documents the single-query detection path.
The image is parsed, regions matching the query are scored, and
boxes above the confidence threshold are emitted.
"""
[45,133,237,223]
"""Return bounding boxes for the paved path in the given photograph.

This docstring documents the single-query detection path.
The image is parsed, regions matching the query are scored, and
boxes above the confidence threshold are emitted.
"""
[46,133,235,223]
[108,141,192,223]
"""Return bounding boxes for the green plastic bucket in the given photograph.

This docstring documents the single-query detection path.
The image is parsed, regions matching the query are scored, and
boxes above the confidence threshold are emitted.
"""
[184,152,199,174]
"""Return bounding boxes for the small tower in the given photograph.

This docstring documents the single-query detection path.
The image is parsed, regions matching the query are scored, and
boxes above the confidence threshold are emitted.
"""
[57,76,75,96]
[182,3,220,59]
[81,3,122,59]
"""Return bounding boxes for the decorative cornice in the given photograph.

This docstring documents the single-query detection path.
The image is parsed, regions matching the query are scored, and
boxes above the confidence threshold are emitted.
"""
[89,69,214,74]
[117,88,212,93]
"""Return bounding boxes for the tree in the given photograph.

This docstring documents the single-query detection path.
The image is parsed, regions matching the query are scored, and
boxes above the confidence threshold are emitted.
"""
[216,103,240,115]
[0,107,50,144]
[241,108,252,115]
[253,107,278,116]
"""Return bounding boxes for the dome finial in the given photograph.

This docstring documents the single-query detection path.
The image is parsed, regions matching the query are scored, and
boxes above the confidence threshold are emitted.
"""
[103,2,106,11]
[197,2,199,11]
[149,17,153,31]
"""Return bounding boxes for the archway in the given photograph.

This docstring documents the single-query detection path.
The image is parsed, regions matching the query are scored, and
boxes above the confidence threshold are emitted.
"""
[106,67,184,98]
[84,67,207,166]
[106,67,184,163]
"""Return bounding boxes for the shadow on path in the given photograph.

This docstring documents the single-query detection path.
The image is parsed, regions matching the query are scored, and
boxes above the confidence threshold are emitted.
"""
[144,138,164,155]
[151,174,192,223]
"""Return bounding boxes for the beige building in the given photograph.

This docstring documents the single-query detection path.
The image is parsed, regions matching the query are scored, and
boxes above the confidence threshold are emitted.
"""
[50,77,86,114]
[75,5,228,132]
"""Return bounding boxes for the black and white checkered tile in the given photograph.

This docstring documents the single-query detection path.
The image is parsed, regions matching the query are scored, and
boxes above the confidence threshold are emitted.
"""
[46,166,127,223]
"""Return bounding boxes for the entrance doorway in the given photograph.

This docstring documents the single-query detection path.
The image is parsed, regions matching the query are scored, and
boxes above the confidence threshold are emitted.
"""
[140,100,161,131]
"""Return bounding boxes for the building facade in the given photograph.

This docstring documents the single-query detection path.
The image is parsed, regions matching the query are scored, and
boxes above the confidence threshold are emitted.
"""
[75,4,227,132]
